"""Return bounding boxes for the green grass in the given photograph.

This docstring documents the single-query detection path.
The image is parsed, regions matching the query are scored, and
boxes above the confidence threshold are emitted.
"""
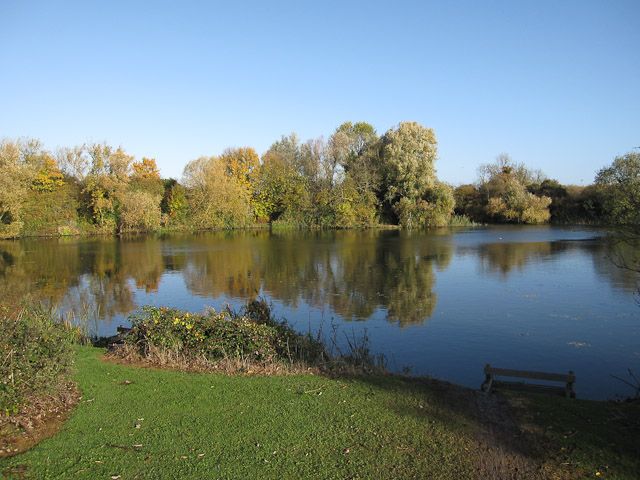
[0,347,476,479]
[2,347,639,479]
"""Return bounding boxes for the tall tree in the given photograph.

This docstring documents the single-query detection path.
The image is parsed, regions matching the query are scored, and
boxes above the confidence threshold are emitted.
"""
[82,144,134,228]
[595,152,640,225]
[329,122,380,195]
[380,122,438,204]
[253,135,311,224]
[0,140,34,237]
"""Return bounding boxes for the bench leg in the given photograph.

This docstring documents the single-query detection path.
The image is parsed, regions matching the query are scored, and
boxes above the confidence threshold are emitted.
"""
[481,374,493,393]
[565,381,575,399]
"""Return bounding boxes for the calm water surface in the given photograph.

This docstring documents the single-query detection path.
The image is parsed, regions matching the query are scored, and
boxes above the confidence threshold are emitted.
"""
[2,226,638,400]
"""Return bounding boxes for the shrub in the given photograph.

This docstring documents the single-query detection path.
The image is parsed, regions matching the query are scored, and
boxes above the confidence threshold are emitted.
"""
[0,307,78,415]
[121,300,326,370]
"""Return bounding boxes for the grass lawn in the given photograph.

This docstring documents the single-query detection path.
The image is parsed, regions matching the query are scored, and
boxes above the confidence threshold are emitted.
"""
[1,346,639,479]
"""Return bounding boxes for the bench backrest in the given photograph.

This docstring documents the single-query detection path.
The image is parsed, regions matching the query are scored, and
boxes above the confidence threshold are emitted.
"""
[485,365,575,383]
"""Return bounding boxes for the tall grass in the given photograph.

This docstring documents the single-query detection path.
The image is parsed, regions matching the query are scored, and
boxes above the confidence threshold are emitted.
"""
[448,214,480,227]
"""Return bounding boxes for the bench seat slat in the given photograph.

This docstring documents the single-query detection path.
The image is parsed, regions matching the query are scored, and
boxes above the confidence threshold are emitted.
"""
[493,381,566,396]
[486,366,574,382]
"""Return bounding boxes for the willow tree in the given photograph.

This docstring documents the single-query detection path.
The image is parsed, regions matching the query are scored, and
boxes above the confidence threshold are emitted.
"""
[381,122,437,202]
[379,122,454,227]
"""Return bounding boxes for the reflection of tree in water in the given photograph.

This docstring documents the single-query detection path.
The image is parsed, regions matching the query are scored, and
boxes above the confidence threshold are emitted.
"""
[0,237,167,322]
[321,231,453,326]
[591,236,640,294]
[120,236,165,292]
[5,230,638,331]
[0,239,83,312]
[1,230,451,327]
[178,229,453,327]
[474,241,561,277]
[472,236,640,296]
[180,231,264,299]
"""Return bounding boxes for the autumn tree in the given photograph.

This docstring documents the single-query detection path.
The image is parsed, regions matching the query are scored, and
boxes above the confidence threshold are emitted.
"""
[0,140,33,237]
[220,147,259,187]
[82,144,133,228]
[182,156,252,228]
[119,190,162,232]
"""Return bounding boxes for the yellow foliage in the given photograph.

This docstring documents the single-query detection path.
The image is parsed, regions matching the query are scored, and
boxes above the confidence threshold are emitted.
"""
[132,157,161,180]
[31,156,65,192]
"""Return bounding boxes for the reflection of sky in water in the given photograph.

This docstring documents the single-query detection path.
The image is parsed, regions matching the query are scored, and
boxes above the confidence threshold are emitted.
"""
[1,226,638,400]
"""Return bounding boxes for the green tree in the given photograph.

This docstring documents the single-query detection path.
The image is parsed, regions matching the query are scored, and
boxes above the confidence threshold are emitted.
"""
[161,179,188,223]
[486,176,551,224]
[394,182,455,228]
[253,135,311,225]
[82,144,133,229]
[378,122,455,227]
[329,122,381,221]
[595,152,640,225]
[453,184,485,222]
[479,154,551,224]
[380,122,438,204]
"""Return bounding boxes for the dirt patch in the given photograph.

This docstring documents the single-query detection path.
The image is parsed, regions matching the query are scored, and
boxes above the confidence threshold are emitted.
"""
[0,381,80,458]
[468,391,552,479]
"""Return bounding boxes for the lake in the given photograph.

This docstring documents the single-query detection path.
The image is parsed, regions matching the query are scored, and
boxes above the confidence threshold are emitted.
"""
[1,226,638,400]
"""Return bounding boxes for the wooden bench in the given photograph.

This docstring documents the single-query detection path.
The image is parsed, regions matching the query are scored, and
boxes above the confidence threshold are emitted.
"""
[481,364,576,398]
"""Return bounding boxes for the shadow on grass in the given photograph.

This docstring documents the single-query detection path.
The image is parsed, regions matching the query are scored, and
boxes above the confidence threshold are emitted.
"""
[337,371,640,479]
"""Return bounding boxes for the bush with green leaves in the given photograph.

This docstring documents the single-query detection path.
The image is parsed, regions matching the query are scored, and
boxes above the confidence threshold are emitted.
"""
[0,307,78,415]
[124,300,325,366]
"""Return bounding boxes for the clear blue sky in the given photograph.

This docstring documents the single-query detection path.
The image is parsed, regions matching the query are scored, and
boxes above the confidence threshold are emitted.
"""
[1,0,638,185]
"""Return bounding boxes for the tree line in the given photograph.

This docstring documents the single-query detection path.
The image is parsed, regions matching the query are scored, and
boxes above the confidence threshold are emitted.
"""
[0,121,638,238]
